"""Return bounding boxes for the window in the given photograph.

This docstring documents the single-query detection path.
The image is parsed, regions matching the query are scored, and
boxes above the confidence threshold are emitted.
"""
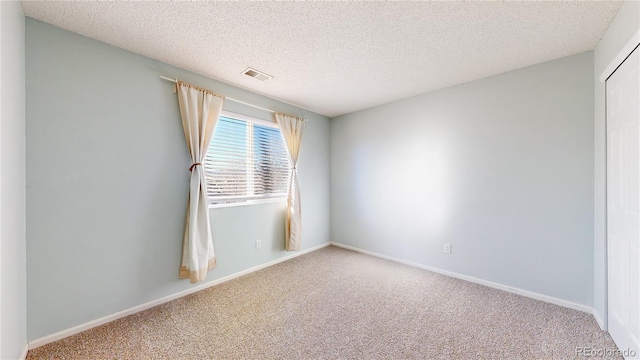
[204,111,291,206]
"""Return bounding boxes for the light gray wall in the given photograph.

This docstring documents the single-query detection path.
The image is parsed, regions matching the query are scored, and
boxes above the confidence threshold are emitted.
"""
[593,1,640,327]
[1,1,27,359]
[331,52,595,306]
[26,18,331,341]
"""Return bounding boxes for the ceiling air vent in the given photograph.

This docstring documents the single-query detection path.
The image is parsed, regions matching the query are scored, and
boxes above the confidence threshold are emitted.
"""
[242,67,273,82]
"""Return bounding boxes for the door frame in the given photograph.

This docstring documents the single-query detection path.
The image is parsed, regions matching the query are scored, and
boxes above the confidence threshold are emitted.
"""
[600,28,640,333]
[600,30,640,83]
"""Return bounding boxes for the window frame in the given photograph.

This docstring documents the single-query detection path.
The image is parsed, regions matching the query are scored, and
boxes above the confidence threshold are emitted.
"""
[206,110,290,209]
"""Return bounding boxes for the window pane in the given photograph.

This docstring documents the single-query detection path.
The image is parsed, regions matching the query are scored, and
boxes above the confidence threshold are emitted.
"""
[254,124,290,196]
[205,115,290,205]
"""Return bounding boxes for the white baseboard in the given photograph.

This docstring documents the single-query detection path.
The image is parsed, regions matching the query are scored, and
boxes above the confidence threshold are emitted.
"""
[19,343,29,360]
[592,308,607,330]
[330,242,594,314]
[28,242,331,350]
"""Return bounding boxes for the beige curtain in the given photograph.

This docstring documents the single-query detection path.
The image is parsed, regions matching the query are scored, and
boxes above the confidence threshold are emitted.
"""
[176,81,224,283]
[274,113,306,251]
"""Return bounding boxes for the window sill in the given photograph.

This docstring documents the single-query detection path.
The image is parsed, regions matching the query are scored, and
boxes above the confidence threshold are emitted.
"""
[208,197,287,209]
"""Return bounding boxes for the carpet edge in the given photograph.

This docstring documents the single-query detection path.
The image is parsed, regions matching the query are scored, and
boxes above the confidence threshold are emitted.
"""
[330,242,595,314]
[27,242,332,350]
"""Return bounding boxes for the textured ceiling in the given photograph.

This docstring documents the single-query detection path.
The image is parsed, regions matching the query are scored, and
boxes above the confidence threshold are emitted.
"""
[22,1,622,118]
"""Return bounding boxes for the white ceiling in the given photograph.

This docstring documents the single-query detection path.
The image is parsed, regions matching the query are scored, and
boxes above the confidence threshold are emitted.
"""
[22,1,622,118]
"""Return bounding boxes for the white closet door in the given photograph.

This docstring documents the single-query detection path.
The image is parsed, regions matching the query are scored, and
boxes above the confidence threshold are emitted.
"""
[608,45,640,359]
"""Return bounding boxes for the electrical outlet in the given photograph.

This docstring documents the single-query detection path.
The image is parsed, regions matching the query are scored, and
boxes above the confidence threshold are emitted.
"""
[444,243,451,254]
[255,240,262,249]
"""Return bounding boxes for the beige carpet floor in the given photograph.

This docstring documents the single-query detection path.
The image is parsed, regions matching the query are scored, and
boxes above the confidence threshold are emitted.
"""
[27,246,620,359]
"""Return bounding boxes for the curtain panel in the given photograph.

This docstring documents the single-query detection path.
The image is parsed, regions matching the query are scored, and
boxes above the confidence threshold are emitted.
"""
[274,113,306,251]
[176,81,224,283]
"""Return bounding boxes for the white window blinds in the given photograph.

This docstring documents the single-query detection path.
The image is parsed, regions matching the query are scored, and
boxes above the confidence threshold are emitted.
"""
[204,114,291,205]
